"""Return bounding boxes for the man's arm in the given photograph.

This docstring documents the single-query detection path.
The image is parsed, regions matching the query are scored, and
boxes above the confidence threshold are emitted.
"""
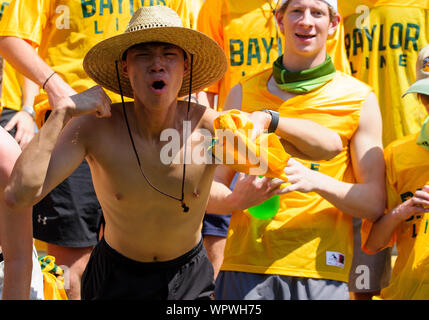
[280,92,386,221]
[0,127,33,299]
[365,185,429,253]
[0,37,55,89]
[0,36,77,113]
[222,84,343,161]
[4,86,112,210]
[207,167,285,214]
[206,83,284,214]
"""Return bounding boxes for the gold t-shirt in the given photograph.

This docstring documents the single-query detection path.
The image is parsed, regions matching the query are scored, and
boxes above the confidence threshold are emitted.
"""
[362,133,429,299]
[221,68,372,283]
[341,0,429,146]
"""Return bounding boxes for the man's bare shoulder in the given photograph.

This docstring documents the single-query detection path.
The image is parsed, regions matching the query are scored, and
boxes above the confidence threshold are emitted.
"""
[177,100,207,115]
[61,102,127,152]
[177,100,214,130]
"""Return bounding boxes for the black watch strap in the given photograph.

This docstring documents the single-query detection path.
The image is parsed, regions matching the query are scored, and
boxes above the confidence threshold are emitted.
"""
[261,109,279,133]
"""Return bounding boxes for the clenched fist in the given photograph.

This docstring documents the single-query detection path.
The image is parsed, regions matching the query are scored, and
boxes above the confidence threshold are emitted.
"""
[69,86,112,118]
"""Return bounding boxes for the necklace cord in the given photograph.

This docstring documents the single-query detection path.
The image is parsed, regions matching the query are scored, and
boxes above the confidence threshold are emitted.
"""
[114,59,191,212]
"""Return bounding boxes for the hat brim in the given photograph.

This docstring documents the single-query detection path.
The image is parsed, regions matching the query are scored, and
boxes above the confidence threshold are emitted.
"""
[83,27,227,98]
[402,78,429,98]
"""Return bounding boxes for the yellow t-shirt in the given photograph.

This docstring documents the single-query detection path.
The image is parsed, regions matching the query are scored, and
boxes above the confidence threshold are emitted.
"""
[0,0,191,128]
[1,56,22,112]
[342,0,429,146]
[0,1,22,112]
[361,133,429,299]
[197,0,351,111]
[220,68,372,283]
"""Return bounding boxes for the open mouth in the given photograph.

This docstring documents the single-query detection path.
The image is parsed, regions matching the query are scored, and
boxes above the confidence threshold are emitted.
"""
[295,33,315,40]
[152,80,166,90]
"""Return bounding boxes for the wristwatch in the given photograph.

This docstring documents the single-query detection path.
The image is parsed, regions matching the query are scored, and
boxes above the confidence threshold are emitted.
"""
[261,109,279,133]
[22,105,35,118]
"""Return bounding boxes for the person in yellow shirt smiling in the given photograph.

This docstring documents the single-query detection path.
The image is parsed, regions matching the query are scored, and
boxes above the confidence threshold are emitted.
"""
[198,0,352,283]
[207,0,386,300]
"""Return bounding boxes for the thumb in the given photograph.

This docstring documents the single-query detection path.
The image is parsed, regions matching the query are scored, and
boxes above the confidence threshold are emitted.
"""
[250,124,264,141]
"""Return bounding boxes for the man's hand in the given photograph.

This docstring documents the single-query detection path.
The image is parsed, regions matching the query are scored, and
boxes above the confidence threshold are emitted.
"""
[4,111,35,149]
[390,185,429,222]
[69,86,112,118]
[228,173,285,211]
[248,110,272,140]
[278,158,322,194]
[44,73,111,118]
[44,72,78,111]
[46,81,112,119]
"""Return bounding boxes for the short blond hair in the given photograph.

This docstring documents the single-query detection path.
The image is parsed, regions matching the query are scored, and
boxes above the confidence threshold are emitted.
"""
[278,0,337,22]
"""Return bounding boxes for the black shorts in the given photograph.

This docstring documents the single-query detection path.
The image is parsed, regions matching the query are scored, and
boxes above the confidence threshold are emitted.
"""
[32,159,103,247]
[81,237,215,300]
[201,173,237,238]
[202,213,231,238]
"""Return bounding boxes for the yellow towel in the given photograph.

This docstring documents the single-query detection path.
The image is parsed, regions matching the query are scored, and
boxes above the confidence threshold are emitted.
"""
[212,110,290,180]
[38,255,68,300]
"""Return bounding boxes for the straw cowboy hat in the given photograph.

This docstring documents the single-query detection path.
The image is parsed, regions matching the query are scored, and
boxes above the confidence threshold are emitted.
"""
[83,5,227,98]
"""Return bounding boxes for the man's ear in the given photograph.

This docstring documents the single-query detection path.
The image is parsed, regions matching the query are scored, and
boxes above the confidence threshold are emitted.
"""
[328,14,341,37]
[121,60,129,78]
[275,10,285,34]
[183,55,189,75]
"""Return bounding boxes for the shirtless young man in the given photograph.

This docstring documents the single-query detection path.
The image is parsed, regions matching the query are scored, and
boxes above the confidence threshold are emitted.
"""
[3,6,341,299]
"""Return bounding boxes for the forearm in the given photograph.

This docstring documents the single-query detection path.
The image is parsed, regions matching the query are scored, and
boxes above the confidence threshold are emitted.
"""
[365,189,429,252]
[275,117,342,161]
[2,258,33,300]
[22,77,39,108]
[0,204,33,300]
[206,180,237,214]
[0,37,75,106]
[312,171,385,221]
[0,36,53,86]
[364,210,400,253]
[4,108,72,208]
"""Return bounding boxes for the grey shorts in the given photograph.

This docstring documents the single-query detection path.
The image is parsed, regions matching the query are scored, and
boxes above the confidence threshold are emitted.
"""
[348,218,392,292]
[215,271,349,300]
